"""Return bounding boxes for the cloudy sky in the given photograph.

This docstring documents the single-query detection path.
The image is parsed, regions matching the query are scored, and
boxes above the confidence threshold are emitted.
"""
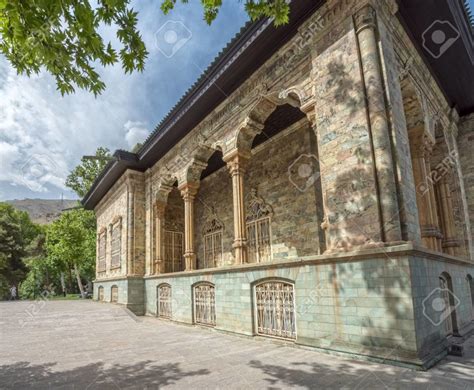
[0,1,248,201]
[1,1,473,201]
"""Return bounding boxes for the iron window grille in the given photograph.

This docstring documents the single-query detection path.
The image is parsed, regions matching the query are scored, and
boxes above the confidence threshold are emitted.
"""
[193,283,216,327]
[164,230,184,273]
[158,284,172,319]
[254,280,296,340]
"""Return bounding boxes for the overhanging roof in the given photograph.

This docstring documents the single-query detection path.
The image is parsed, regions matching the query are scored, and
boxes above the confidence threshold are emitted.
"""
[82,0,474,210]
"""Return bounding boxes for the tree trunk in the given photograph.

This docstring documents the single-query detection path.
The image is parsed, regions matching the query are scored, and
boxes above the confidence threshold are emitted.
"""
[67,267,74,293]
[60,272,66,297]
[73,263,85,298]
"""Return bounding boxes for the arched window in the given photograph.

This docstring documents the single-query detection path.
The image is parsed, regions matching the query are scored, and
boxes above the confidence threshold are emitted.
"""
[439,273,458,336]
[158,284,172,319]
[111,285,118,303]
[468,274,474,320]
[110,217,122,269]
[98,229,107,272]
[254,280,296,340]
[193,283,216,326]
[164,230,184,273]
[202,215,224,269]
[246,189,273,263]
[98,286,104,302]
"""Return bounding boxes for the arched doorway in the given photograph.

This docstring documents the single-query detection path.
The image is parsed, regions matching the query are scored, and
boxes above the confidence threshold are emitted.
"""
[439,273,459,336]
[468,274,474,320]
[111,285,118,303]
[98,286,104,302]
[254,279,296,340]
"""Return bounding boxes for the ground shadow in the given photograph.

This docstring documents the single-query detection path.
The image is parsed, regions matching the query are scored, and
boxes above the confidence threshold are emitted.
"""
[0,360,210,389]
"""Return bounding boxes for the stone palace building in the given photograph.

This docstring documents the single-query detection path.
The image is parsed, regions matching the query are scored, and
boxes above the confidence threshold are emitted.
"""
[83,0,474,369]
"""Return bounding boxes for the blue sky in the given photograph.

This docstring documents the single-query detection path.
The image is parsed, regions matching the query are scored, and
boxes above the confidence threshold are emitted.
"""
[0,1,248,201]
[0,1,473,201]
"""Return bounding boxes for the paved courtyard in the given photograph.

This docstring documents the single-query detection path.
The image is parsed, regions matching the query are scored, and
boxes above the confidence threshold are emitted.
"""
[0,301,473,389]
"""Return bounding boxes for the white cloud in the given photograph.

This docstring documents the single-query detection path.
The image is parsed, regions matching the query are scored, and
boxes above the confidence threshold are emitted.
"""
[0,1,248,201]
[124,121,150,149]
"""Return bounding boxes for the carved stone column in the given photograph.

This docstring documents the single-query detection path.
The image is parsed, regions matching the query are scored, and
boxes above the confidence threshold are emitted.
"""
[153,201,167,274]
[126,183,135,275]
[426,157,443,252]
[436,176,459,256]
[354,5,402,243]
[223,149,250,264]
[409,127,440,250]
[179,182,199,271]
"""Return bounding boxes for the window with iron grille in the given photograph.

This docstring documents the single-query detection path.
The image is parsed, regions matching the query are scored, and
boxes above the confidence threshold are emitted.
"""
[246,188,273,263]
[193,283,216,326]
[111,285,118,303]
[247,217,272,263]
[158,284,172,318]
[111,220,122,269]
[98,231,106,272]
[203,230,223,269]
[254,281,296,340]
[164,230,184,273]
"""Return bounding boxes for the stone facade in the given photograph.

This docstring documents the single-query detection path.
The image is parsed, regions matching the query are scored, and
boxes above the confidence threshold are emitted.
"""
[91,0,474,369]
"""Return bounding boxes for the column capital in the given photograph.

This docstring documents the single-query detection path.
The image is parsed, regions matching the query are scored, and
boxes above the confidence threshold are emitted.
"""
[223,149,251,175]
[353,4,377,34]
[178,182,200,200]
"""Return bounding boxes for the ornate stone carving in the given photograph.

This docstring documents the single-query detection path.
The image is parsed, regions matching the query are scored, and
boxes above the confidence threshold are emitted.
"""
[202,209,224,235]
[246,188,273,222]
[353,5,377,33]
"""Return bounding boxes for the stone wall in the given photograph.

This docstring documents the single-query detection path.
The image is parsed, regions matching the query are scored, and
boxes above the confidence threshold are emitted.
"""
[144,250,423,367]
[94,278,145,315]
[193,121,323,268]
[95,170,146,279]
[458,114,474,249]
[410,257,474,364]
[96,181,128,279]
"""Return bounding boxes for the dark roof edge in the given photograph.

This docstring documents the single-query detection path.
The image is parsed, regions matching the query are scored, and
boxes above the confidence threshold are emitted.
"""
[81,150,141,208]
[450,0,474,65]
[138,18,272,158]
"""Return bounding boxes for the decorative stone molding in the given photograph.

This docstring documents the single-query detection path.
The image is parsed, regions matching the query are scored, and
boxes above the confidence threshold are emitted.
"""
[178,160,208,187]
[246,188,274,222]
[202,210,224,235]
[353,4,377,33]
[178,182,200,271]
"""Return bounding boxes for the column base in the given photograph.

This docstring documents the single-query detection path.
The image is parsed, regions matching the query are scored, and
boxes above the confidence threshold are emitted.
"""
[232,241,248,265]
[184,253,196,271]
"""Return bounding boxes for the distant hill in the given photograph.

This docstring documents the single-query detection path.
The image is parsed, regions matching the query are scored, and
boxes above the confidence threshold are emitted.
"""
[5,199,79,225]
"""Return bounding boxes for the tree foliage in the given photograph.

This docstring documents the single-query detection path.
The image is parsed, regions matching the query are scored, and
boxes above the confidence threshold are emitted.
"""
[0,0,147,95]
[1,0,290,95]
[65,147,112,198]
[161,0,290,25]
[0,203,40,297]
[46,209,96,293]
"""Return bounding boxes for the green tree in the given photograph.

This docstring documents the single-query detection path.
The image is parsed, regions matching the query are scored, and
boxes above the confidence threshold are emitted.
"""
[46,209,96,297]
[1,1,289,95]
[0,0,147,95]
[0,203,40,298]
[161,0,290,25]
[65,147,112,198]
